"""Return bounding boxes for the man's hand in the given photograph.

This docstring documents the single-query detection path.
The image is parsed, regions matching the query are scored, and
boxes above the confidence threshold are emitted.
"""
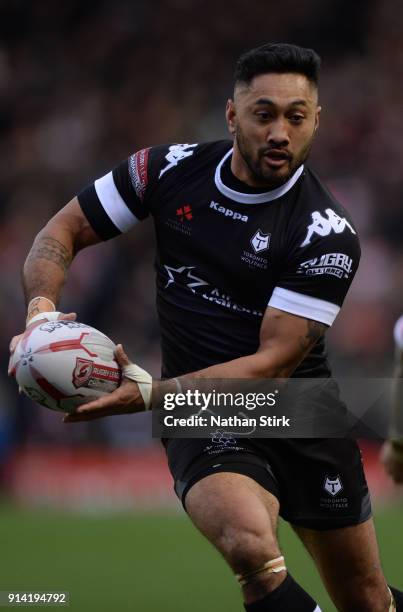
[8,311,77,377]
[63,345,146,422]
[380,441,403,484]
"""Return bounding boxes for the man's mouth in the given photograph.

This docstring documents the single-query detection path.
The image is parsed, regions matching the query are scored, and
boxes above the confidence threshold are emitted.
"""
[262,149,291,169]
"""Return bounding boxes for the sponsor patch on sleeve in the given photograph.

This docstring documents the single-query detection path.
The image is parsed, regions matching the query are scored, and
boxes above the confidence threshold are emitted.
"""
[128,148,150,201]
[297,252,353,279]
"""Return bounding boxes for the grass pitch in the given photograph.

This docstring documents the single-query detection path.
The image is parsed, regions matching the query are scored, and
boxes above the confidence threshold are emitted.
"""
[0,501,402,611]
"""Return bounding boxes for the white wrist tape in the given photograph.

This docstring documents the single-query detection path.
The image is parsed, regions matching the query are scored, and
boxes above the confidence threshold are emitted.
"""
[28,311,64,326]
[173,377,183,393]
[27,296,56,312]
[122,363,153,410]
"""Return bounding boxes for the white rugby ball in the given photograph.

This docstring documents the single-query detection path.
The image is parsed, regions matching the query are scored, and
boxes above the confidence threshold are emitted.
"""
[10,320,121,412]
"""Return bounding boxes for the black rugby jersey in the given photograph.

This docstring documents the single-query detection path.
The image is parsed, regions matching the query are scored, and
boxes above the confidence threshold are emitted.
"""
[78,140,360,378]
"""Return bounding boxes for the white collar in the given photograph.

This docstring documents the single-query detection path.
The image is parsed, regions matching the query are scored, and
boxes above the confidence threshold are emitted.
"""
[214,147,304,204]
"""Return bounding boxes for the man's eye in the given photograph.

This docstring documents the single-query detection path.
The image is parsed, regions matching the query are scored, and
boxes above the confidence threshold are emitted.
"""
[289,115,304,123]
[256,112,270,120]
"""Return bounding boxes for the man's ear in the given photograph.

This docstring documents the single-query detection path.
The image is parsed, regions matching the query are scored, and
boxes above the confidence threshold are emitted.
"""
[226,99,237,135]
[314,105,321,131]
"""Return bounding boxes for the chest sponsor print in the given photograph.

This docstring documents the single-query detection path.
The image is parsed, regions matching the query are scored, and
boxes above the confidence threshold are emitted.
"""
[162,264,263,317]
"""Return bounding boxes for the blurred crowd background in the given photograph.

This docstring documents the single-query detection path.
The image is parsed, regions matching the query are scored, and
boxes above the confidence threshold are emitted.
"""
[0,0,402,481]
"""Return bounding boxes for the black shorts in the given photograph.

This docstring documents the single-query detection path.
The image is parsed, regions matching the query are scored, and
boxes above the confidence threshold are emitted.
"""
[164,436,372,530]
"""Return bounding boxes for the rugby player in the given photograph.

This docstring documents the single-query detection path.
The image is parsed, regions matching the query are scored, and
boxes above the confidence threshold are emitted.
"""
[10,44,403,611]
[381,315,403,484]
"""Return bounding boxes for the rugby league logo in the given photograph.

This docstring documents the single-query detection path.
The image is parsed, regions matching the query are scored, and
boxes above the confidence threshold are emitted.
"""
[73,358,93,388]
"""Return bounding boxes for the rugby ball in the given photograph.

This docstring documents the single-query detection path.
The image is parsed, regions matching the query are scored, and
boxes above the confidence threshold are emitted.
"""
[10,320,121,413]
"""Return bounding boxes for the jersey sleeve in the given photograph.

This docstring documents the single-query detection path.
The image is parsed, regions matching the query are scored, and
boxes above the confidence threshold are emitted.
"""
[77,143,198,240]
[268,208,361,326]
[77,147,154,240]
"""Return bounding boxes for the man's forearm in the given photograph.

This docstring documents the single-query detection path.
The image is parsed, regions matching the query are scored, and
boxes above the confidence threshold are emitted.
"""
[23,224,74,321]
[183,351,290,380]
[151,352,292,407]
[151,318,326,407]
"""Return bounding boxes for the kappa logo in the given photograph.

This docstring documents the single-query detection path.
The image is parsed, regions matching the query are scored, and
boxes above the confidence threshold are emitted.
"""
[159,143,198,178]
[251,229,271,254]
[301,208,356,247]
[323,475,343,497]
[210,201,248,222]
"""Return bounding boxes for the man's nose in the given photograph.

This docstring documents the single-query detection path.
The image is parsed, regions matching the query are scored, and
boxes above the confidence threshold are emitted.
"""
[267,120,289,147]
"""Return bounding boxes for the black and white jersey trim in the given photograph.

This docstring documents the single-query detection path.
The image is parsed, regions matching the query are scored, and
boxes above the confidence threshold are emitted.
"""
[214,148,304,204]
[268,287,340,326]
[77,166,145,241]
[78,184,121,241]
[94,171,139,233]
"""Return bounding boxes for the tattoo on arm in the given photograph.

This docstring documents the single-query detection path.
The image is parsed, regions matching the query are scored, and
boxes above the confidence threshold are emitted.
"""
[27,236,72,273]
[26,297,55,322]
[27,298,41,321]
[299,320,328,352]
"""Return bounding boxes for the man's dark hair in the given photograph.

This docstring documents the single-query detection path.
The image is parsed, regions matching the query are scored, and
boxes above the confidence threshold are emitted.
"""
[234,43,321,87]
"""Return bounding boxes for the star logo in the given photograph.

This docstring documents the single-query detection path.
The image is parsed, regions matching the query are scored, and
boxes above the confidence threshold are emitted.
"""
[163,265,209,292]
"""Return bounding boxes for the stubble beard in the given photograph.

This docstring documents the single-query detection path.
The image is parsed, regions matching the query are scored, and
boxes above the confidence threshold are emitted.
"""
[235,126,314,190]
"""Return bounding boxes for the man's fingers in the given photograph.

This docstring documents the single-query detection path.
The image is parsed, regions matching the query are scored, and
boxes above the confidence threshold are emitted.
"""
[8,313,76,376]
[63,408,111,423]
[63,396,117,421]
[62,381,137,423]
[58,312,77,321]
[114,344,130,367]
[64,394,116,420]
[8,335,23,375]
[7,356,14,376]
[9,335,23,354]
